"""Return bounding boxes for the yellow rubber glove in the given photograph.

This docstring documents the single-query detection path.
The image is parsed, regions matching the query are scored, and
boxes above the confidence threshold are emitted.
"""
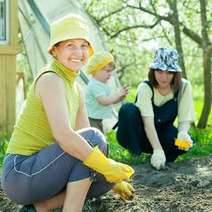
[112,181,135,200]
[83,146,134,183]
[176,131,193,151]
[175,138,192,150]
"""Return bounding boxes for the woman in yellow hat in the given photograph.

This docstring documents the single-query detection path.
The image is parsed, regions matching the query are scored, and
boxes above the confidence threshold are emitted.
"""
[1,14,134,211]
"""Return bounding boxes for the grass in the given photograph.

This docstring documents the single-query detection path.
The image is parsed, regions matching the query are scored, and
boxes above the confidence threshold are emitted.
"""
[0,126,211,167]
[107,130,150,165]
[0,90,211,167]
[106,126,212,165]
[0,135,9,166]
[177,127,212,161]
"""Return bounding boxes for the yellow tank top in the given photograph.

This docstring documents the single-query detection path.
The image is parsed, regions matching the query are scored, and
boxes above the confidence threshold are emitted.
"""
[7,59,80,155]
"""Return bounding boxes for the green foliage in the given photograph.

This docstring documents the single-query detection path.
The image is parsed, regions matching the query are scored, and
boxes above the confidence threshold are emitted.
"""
[177,127,212,161]
[125,87,137,102]
[106,126,212,165]
[106,130,150,165]
[0,125,211,168]
[193,97,212,127]
[0,135,9,166]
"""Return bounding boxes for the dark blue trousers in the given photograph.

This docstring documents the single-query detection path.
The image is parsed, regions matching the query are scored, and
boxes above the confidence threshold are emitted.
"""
[116,103,185,162]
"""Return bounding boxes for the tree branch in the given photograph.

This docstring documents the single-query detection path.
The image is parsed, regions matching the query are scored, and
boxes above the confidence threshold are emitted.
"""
[128,1,203,46]
[200,0,210,45]
[151,1,172,45]
[98,6,127,23]
[110,19,161,38]
[182,26,202,45]
[205,44,212,54]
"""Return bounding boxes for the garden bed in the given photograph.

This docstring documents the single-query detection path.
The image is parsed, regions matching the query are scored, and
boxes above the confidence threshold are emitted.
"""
[1,155,212,211]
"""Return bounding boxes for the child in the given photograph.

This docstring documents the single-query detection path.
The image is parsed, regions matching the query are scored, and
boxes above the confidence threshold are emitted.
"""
[85,51,128,132]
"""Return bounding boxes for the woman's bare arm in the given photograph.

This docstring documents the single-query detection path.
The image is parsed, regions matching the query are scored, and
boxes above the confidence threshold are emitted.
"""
[75,85,90,130]
[142,116,163,150]
[35,73,92,161]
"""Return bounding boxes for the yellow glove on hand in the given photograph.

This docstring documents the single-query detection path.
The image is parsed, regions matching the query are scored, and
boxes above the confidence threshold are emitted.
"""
[175,138,192,150]
[112,181,135,200]
[83,147,134,183]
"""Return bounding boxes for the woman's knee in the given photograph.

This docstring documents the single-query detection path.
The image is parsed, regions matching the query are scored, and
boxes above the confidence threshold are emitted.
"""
[119,103,141,122]
[122,103,139,114]
[78,128,108,155]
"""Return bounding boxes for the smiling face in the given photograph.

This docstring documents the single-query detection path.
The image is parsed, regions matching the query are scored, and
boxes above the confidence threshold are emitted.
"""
[93,63,115,83]
[51,39,89,72]
[154,70,174,89]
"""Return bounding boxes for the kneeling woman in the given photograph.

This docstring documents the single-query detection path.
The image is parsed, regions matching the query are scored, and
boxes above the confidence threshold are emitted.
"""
[117,48,195,170]
[1,14,134,212]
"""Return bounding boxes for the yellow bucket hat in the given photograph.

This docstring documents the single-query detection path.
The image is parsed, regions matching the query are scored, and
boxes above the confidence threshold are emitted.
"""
[86,51,114,75]
[48,14,94,57]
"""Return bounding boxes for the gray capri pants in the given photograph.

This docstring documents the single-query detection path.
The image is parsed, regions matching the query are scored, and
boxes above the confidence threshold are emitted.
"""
[1,128,113,205]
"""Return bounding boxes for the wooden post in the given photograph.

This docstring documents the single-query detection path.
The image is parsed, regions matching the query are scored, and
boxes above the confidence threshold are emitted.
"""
[0,0,20,134]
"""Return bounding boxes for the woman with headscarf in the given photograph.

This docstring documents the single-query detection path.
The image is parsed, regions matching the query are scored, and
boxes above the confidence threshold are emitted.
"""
[116,48,195,170]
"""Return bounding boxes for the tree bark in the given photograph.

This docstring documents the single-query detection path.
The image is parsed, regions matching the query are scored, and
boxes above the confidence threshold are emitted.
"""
[167,0,187,78]
[197,0,212,128]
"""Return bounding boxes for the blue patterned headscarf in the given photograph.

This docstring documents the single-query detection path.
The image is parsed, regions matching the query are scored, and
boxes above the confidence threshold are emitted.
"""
[150,48,181,72]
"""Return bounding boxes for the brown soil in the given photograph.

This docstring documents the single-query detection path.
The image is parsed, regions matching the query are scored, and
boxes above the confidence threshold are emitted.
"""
[1,155,212,212]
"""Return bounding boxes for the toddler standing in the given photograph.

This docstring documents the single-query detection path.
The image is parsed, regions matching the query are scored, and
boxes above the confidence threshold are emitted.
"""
[85,52,128,132]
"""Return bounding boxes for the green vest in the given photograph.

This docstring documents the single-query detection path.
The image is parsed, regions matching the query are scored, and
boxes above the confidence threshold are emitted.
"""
[7,60,80,155]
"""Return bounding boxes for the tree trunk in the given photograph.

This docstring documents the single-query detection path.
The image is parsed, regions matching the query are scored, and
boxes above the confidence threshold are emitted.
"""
[197,49,212,128]
[168,0,187,78]
[197,0,212,128]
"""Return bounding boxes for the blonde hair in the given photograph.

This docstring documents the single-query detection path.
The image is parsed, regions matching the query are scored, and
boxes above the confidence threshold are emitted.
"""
[86,51,114,75]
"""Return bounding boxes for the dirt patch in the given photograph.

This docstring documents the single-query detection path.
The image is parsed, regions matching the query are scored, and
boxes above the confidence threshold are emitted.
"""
[1,155,212,212]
